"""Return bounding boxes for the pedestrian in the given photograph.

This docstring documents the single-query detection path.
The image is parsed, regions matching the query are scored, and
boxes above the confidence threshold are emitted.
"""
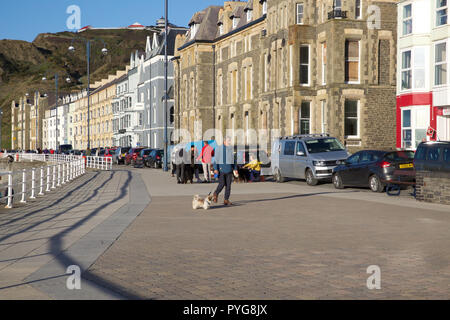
[189,144,202,183]
[197,141,214,183]
[243,153,262,182]
[212,137,238,206]
[176,147,186,184]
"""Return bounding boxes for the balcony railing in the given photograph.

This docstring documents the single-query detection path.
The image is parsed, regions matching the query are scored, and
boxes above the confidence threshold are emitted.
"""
[328,9,347,19]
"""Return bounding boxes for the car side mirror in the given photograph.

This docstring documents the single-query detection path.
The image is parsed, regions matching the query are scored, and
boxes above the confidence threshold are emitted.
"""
[297,151,305,157]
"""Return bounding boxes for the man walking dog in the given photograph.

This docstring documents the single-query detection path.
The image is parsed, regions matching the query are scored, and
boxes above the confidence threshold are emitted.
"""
[212,137,238,206]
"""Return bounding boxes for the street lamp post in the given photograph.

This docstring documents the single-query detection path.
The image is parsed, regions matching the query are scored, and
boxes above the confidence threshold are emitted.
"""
[163,0,169,172]
[0,109,3,151]
[68,38,108,151]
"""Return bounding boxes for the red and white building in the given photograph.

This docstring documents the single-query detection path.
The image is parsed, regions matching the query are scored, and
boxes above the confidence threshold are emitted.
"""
[397,0,450,150]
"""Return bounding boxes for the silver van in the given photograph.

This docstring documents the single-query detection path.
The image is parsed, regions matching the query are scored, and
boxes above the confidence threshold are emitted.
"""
[271,134,349,186]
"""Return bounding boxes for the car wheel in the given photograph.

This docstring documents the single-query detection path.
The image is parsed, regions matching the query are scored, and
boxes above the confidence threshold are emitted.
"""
[369,175,384,193]
[154,161,158,169]
[274,168,285,183]
[306,169,318,186]
[333,173,344,189]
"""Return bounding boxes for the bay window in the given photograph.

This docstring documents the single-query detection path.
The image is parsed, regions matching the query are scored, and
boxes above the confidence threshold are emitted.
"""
[403,4,412,35]
[299,101,311,134]
[296,3,304,24]
[300,45,310,85]
[436,0,447,26]
[401,50,412,90]
[345,40,359,83]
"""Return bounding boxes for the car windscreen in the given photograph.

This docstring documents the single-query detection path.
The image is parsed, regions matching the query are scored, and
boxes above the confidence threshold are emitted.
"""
[304,138,345,154]
[384,151,415,161]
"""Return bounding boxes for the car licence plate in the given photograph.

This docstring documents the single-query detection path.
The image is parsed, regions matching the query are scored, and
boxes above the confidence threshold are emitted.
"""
[399,163,413,169]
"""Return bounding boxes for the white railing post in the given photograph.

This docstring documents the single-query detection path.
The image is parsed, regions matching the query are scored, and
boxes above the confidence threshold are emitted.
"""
[69,160,73,181]
[39,167,44,196]
[21,169,26,203]
[51,165,56,189]
[62,162,66,184]
[46,166,51,192]
[57,164,61,186]
[30,168,36,199]
[6,172,13,209]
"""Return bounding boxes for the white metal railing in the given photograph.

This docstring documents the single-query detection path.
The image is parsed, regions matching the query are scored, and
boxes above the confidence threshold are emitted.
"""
[85,156,113,171]
[0,153,87,209]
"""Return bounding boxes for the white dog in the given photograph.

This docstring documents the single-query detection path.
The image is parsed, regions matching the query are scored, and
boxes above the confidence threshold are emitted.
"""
[192,194,213,210]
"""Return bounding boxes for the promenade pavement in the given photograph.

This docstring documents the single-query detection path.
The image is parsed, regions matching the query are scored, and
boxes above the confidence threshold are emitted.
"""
[86,167,450,300]
[1,164,449,300]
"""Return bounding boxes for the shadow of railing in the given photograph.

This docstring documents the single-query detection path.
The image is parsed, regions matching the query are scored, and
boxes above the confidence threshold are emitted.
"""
[0,169,150,299]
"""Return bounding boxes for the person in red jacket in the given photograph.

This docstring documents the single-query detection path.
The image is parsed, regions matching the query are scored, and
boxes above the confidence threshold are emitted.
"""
[197,141,214,183]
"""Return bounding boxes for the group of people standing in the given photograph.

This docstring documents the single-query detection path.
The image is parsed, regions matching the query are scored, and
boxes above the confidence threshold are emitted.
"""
[172,141,215,184]
[171,137,263,206]
[171,138,238,206]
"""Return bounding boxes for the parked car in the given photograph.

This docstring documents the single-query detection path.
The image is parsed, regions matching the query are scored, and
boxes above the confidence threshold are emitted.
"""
[414,141,450,172]
[114,147,131,165]
[125,147,146,166]
[146,149,164,168]
[103,148,116,158]
[271,134,349,186]
[332,150,415,192]
[70,150,83,156]
[135,149,154,168]
[58,144,73,155]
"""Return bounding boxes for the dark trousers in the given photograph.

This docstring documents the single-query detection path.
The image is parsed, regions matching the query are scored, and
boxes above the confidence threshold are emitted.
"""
[215,172,233,201]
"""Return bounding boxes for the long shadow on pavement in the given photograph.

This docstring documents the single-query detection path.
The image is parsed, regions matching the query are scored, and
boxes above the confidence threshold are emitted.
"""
[0,169,148,299]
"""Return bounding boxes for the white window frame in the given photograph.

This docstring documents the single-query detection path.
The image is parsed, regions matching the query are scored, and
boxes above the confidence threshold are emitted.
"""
[322,42,327,85]
[300,45,310,86]
[247,9,253,22]
[190,24,199,39]
[296,3,304,25]
[434,40,448,87]
[262,1,267,15]
[344,99,360,139]
[321,100,327,134]
[233,17,240,29]
[436,0,448,27]
[402,4,413,36]
[219,23,224,35]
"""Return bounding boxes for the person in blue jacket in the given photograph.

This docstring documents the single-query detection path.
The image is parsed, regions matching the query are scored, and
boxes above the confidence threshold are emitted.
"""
[212,136,238,206]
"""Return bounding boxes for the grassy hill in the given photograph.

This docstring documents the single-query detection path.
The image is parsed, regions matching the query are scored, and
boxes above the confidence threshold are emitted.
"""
[0,28,157,149]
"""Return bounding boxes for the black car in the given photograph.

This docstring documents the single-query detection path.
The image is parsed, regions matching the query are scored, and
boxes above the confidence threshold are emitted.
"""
[135,149,154,168]
[414,141,450,172]
[332,150,415,192]
[146,149,164,168]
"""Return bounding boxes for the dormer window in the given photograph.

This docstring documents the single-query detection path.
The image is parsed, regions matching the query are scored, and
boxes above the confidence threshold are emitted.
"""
[262,0,267,15]
[190,23,199,39]
[233,17,240,29]
[247,9,253,22]
[218,22,224,35]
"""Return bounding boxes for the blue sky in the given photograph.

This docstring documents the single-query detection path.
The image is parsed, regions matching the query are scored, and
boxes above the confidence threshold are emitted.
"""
[0,0,225,42]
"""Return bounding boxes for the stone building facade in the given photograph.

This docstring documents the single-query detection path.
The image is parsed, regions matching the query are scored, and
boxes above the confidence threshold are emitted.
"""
[174,0,398,153]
